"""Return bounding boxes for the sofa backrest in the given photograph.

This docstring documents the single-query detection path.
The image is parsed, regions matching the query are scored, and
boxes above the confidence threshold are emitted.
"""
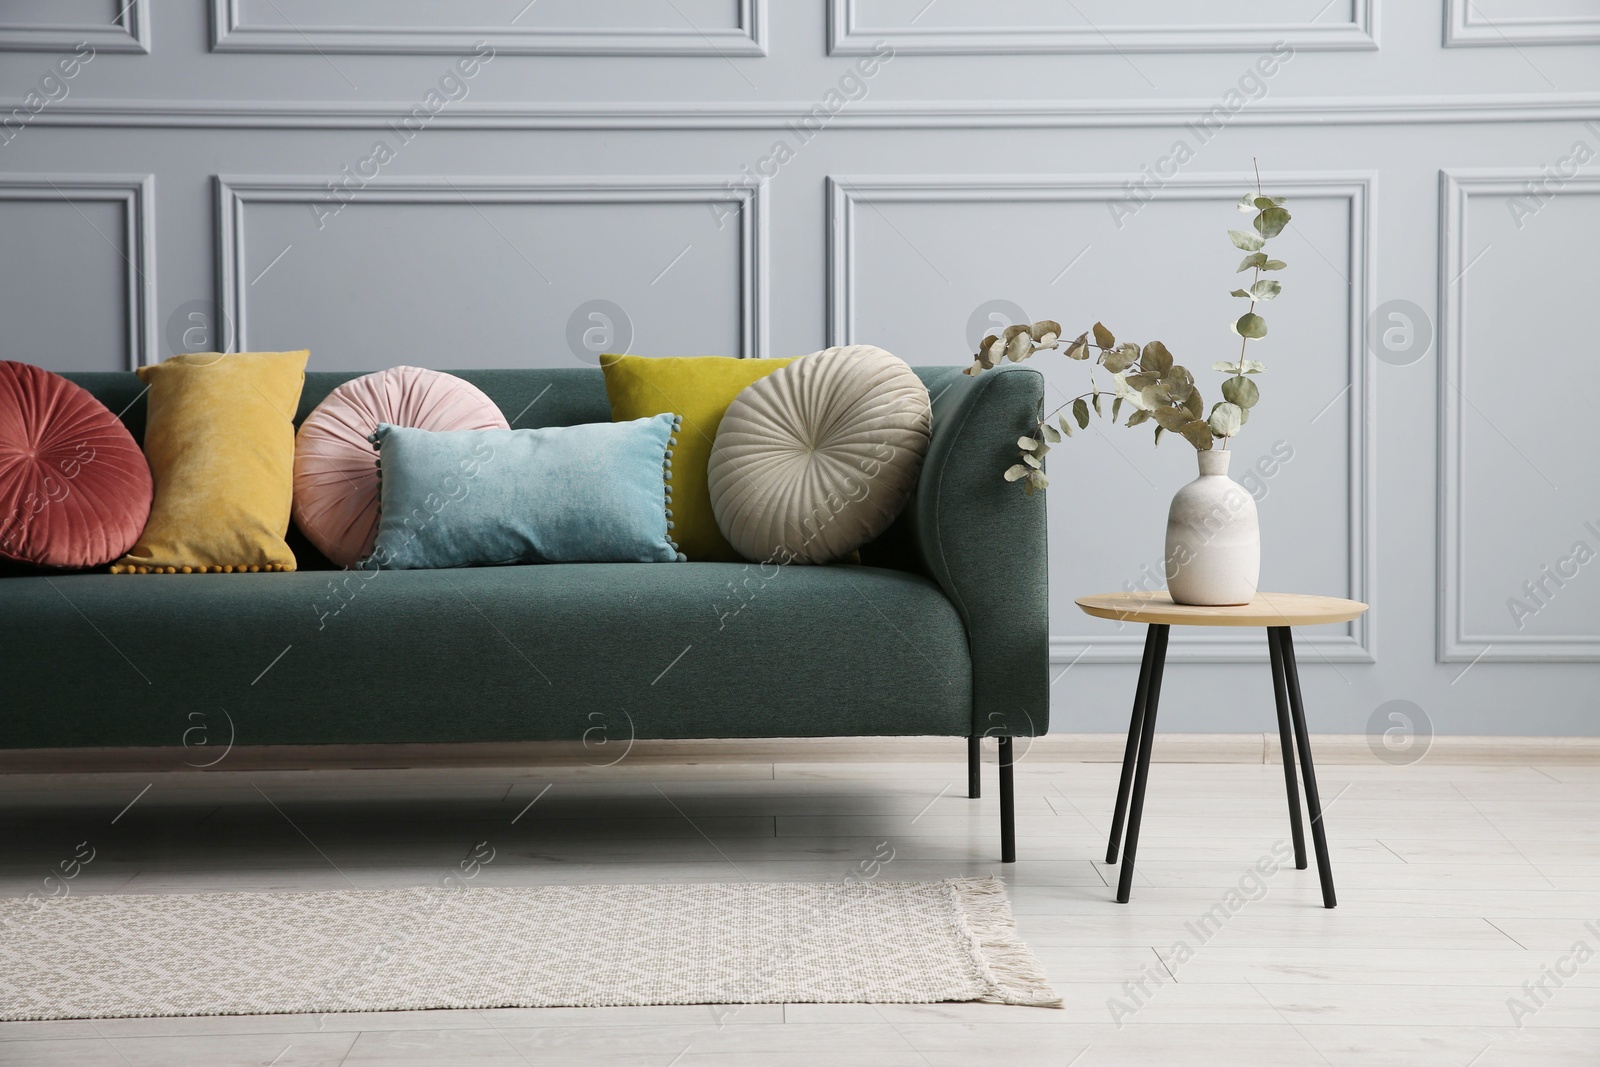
[63,365,964,441]
[61,368,617,443]
[56,364,967,573]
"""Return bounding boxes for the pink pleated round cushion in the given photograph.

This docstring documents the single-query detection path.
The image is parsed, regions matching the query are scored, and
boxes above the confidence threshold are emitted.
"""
[0,361,153,569]
[292,367,508,568]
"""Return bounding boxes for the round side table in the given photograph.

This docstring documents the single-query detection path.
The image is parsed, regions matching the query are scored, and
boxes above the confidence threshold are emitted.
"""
[1076,592,1369,910]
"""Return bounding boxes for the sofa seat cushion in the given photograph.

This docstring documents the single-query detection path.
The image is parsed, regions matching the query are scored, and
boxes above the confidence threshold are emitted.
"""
[2,564,972,749]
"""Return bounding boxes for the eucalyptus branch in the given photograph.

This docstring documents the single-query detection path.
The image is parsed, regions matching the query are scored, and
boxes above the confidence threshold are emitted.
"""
[967,174,1291,489]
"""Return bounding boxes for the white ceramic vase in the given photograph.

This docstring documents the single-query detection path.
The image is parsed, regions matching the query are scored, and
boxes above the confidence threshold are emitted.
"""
[1165,449,1260,606]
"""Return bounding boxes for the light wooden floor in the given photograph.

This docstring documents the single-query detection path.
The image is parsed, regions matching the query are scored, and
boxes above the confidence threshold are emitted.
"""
[2,749,1598,1066]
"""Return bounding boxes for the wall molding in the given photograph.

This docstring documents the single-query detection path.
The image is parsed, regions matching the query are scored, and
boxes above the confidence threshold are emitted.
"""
[1445,0,1600,47]
[210,0,766,56]
[0,1,149,54]
[0,175,156,370]
[19,93,1600,131]
[827,173,1374,665]
[1438,169,1600,662]
[215,175,766,359]
[830,0,1377,54]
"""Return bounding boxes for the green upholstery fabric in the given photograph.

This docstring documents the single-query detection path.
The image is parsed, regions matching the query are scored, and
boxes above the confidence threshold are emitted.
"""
[2,564,970,748]
[9,366,1049,748]
[903,367,1050,741]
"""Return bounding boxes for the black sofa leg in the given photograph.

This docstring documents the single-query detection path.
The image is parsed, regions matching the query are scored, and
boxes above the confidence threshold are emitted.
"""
[998,736,1016,862]
[967,736,981,799]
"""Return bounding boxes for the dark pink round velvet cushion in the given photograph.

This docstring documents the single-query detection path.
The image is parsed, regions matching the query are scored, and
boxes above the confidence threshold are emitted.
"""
[0,361,153,569]
[292,366,508,568]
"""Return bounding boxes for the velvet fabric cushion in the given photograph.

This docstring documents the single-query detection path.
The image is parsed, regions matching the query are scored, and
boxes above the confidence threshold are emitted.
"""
[707,346,932,564]
[112,351,308,574]
[600,355,793,562]
[293,366,508,569]
[368,414,682,570]
[0,361,152,569]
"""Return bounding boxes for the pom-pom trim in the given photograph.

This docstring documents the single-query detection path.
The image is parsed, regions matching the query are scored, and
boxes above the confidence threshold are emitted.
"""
[665,414,685,562]
[111,563,292,574]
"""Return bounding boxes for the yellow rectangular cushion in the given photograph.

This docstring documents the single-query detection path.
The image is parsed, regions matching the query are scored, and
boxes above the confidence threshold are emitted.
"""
[600,354,793,562]
[113,350,308,574]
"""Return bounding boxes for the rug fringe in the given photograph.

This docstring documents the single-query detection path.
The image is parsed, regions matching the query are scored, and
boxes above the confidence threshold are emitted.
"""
[945,876,1063,1008]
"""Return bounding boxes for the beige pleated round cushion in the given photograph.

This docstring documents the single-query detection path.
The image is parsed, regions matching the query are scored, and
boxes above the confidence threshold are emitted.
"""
[707,346,932,564]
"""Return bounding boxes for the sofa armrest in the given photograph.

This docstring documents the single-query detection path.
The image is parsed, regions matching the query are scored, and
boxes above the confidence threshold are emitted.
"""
[907,366,1049,738]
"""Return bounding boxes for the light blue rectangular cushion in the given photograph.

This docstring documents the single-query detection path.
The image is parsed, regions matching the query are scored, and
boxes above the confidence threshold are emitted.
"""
[369,414,683,569]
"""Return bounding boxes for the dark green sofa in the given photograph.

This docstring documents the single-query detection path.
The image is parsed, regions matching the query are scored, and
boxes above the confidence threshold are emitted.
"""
[2,365,1049,859]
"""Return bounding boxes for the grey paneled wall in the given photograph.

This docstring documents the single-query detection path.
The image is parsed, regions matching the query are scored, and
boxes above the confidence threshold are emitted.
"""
[2,2,1597,736]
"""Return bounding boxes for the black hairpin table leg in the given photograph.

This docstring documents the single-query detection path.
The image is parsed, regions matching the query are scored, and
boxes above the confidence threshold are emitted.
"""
[1115,624,1169,904]
[1273,626,1337,909]
[968,735,981,799]
[1107,625,1159,864]
[1268,628,1309,871]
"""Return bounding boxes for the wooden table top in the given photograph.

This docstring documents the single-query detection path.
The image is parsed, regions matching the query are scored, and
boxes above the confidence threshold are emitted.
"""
[1075,592,1369,628]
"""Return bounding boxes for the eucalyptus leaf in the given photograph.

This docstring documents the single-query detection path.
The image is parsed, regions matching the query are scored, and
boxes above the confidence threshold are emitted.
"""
[1041,422,1061,443]
[1141,340,1174,376]
[1030,319,1062,343]
[1254,207,1291,238]
[1154,425,1165,446]
[1073,398,1090,429]
[1211,360,1239,371]
[1237,193,1258,213]
[1102,346,1137,373]
[1250,279,1281,301]
[1057,413,1074,438]
[1003,324,1031,342]
[1092,322,1115,350]
[1183,389,1204,419]
[1233,312,1268,339]
[1179,420,1215,450]
[1092,392,1103,417]
[1208,401,1244,437]
[1126,408,1152,428]
[1254,196,1285,209]
[1165,378,1196,404]
[1229,288,1251,298]
[1262,259,1287,271]
[1125,373,1158,391]
[1112,396,1123,422]
[1004,463,1029,482]
[1221,375,1260,409]
[1027,470,1048,492]
[1152,407,1191,432]
[1228,229,1265,252]
[1237,252,1268,272]
[1242,359,1266,374]
[1006,332,1033,361]
[1023,452,1042,469]
[1018,436,1039,450]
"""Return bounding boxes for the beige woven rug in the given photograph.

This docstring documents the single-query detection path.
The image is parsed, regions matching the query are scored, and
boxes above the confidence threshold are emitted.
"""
[0,876,1060,1020]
